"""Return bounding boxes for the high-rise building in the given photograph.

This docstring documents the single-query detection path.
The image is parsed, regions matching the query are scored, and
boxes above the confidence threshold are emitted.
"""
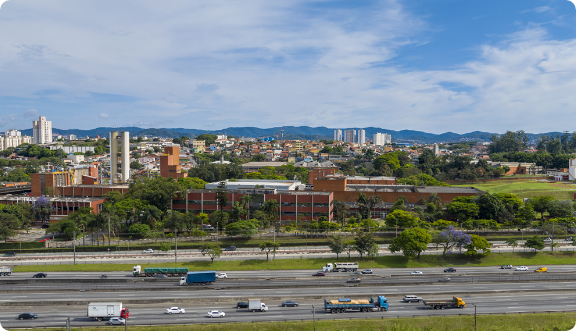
[0,130,32,151]
[333,129,342,141]
[373,133,392,146]
[33,116,52,144]
[357,129,365,145]
[5,129,21,137]
[343,130,356,143]
[110,131,130,183]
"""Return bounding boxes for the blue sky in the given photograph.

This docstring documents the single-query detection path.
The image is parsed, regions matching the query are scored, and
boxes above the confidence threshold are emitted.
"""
[1,0,576,133]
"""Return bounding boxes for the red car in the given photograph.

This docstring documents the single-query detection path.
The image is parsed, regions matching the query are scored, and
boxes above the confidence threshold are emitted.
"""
[313,272,325,277]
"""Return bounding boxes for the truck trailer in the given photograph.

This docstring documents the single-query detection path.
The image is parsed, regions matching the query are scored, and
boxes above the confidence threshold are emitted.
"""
[179,271,217,285]
[0,266,12,276]
[133,265,189,277]
[324,296,389,313]
[322,262,359,272]
[248,299,268,312]
[87,302,129,321]
[423,297,465,310]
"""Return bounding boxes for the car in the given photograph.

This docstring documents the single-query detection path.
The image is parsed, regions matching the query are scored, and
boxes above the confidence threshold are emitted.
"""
[535,267,547,272]
[236,302,249,308]
[224,246,236,251]
[403,295,422,303]
[32,273,47,278]
[544,238,552,242]
[5,251,15,257]
[516,266,529,271]
[346,277,361,283]
[410,271,423,275]
[438,277,451,282]
[166,307,185,314]
[444,268,456,272]
[500,265,513,269]
[281,300,299,307]
[155,274,168,278]
[18,313,38,320]
[351,271,362,276]
[361,269,373,274]
[216,273,227,279]
[142,249,154,253]
[313,271,325,277]
[107,317,125,325]
[207,310,225,318]
[41,224,50,229]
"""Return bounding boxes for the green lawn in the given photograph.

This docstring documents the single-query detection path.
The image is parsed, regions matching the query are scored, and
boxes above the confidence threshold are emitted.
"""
[22,312,576,331]
[14,251,576,273]
[453,179,576,200]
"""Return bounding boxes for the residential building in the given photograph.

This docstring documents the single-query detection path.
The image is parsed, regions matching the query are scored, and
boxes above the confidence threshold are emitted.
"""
[0,133,32,150]
[33,116,52,144]
[334,129,342,141]
[373,132,391,146]
[5,129,20,137]
[160,145,187,179]
[357,129,365,145]
[69,134,77,141]
[343,130,356,143]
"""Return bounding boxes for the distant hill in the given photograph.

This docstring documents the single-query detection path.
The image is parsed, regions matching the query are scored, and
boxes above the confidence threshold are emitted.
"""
[17,126,563,144]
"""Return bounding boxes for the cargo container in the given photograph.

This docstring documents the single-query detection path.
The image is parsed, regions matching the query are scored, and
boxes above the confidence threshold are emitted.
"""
[179,271,217,285]
[87,302,129,321]
[133,265,189,277]
[0,266,13,276]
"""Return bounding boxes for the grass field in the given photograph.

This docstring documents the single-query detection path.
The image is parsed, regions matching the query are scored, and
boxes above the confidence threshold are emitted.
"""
[14,251,576,273]
[453,178,576,200]
[21,312,576,331]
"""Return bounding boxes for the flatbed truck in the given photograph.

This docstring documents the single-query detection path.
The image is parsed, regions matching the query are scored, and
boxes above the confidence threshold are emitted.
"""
[324,296,388,313]
[423,297,465,310]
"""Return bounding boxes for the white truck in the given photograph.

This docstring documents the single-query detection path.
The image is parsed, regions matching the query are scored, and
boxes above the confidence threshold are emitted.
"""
[0,266,13,276]
[87,302,128,321]
[248,299,268,312]
[323,262,358,272]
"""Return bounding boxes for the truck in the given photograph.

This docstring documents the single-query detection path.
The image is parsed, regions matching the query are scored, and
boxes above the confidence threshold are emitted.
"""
[0,266,13,276]
[423,297,466,310]
[322,262,358,272]
[133,265,189,277]
[324,296,389,313]
[179,271,217,285]
[248,299,268,312]
[87,302,129,321]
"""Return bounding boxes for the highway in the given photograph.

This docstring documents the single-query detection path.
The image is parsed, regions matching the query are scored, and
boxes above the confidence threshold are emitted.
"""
[1,291,576,328]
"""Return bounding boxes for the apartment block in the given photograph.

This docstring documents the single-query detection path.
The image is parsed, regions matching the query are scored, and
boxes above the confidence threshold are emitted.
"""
[33,116,52,144]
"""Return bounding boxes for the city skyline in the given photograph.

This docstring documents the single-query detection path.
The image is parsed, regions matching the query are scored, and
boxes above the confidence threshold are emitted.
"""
[1,1,576,134]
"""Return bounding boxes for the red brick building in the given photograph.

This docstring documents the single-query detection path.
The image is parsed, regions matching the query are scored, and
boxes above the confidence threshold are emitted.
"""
[160,145,187,179]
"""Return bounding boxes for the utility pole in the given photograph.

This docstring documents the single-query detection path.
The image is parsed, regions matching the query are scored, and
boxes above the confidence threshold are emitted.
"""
[473,304,477,331]
[108,213,111,246]
[73,231,76,265]
[216,222,218,245]
[312,305,316,331]
[175,230,178,263]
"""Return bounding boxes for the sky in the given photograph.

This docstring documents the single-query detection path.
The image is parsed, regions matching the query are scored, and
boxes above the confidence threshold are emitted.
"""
[1,0,576,134]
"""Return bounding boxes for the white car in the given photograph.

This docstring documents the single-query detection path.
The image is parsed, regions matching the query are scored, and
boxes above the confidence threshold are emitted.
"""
[142,249,154,253]
[410,271,423,275]
[207,310,225,318]
[216,273,227,279]
[107,317,125,325]
[166,307,185,314]
[516,266,529,271]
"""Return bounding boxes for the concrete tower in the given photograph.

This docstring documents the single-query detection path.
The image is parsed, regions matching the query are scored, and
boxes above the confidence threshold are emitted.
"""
[121,131,130,182]
[110,131,119,183]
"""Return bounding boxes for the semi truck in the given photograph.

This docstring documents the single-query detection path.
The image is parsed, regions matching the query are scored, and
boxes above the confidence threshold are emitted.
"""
[322,262,359,272]
[132,265,189,277]
[179,271,217,285]
[324,296,389,313]
[0,266,12,276]
[248,299,268,312]
[423,297,466,310]
[87,302,129,321]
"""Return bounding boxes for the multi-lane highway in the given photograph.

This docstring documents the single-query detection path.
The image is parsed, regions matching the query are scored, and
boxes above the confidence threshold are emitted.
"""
[1,291,575,328]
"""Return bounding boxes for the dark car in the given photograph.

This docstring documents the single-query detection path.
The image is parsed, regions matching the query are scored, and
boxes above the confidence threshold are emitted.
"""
[224,246,237,251]
[5,251,15,257]
[41,224,50,229]
[236,302,248,308]
[281,300,299,307]
[32,273,47,278]
[18,313,38,320]
[313,271,325,277]
[444,268,456,272]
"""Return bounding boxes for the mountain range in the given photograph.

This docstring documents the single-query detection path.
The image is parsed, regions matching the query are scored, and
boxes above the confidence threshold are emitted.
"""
[19,126,562,144]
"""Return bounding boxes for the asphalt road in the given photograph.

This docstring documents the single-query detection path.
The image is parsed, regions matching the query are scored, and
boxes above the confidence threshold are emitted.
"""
[2,291,576,329]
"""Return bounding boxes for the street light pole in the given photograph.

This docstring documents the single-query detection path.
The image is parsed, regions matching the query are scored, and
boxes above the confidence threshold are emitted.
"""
[312,305,316,331]
[175,229,178,263]
[73,231,76,265]
[216,222,218,245]
[473,304,477,331]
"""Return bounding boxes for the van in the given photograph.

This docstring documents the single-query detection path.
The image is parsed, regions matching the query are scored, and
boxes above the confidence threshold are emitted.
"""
[535,267,547,272]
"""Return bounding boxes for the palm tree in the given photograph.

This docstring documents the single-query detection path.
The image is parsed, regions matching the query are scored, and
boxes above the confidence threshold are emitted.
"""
[262,199,280,226]
[240,195,253,220]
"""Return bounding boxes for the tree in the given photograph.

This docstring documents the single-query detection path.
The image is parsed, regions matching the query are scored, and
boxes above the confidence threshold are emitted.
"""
[505,239,518,253]
[327,235,345,260]
[239,195,253,220]
[261,199,280,225]
[225,219,259,238]
[357,192,382,219]
[515,205,536,225]
[177,177,208,190]
[32,196,52,224]
[433,226,472,257]
[476,194,502,220]
[332,200,348,227]
[488,130,528,153]
[128,223,150,237]
[446,200,479,222]
[68,207,94,246]
[0,213,20,242]
[164,211,186,232]
[389,228,432,259]
[215,181,228,228]
[200,243,223,262]
[354,232,376,259]
[209,211,229,229]
[259,241,280,261]
[127,177,181,212]
[465,235,491,257]
[527,196,555,220]
[344,240,355,258]
[130,161,143,170]
[385,210,419,229]
[160,242,171,252]
[525,236,545,251]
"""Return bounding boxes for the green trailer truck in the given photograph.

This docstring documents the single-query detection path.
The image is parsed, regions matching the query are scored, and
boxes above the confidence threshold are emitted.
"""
[132,265,189,277]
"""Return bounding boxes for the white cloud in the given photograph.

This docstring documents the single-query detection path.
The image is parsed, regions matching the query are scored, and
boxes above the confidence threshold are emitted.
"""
[22,109,38,118]
[99,113,109,119]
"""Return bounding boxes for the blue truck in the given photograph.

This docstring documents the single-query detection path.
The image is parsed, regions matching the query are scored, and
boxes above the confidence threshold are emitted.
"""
[179,271,217,285]
[324,296,389,313]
